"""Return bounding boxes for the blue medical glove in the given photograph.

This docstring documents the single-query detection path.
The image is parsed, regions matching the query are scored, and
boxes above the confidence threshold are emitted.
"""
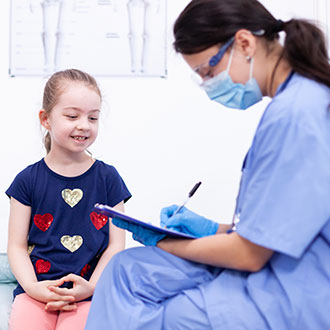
[112,217,166,246]
[160,205,219,238]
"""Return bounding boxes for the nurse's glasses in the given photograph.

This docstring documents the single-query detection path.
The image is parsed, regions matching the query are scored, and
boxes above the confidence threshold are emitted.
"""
[192,37,234,85]
[191,30,265,85]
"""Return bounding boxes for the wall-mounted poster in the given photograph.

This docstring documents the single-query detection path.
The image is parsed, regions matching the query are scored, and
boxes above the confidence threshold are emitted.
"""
[9,0,167,77]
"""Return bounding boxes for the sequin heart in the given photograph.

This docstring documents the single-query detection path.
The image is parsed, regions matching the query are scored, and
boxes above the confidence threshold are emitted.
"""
[80,264,91,277]
[34,213,53,231]
[60,235,83,252]
[27,245,35,255]
[90,211,108,230]
[35,259,51,274]
[61,189,83,208]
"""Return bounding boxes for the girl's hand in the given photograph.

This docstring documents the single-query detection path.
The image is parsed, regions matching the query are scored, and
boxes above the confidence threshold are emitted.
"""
[25,279,75,304]
[48,274,94,302]
[45,300,77,312]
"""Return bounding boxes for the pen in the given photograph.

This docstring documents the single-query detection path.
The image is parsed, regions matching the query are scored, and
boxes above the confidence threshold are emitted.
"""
[173,181,202,216]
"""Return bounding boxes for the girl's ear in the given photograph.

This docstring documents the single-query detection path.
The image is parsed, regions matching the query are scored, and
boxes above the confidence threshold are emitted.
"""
[39,109,50,130]
[234,29,257,59]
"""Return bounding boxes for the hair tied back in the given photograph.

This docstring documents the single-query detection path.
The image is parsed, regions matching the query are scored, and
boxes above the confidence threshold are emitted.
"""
[274,19,285,33]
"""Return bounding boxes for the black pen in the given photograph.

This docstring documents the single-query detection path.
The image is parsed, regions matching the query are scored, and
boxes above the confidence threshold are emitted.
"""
[173,182,202,216]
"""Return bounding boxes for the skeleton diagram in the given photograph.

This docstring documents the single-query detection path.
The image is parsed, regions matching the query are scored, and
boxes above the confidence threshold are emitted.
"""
[127,0,160,73]
[41,0,63,73]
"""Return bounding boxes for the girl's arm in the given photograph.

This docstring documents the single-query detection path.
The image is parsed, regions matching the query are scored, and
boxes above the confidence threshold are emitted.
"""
[7,198,74,305]
[7,198,37,288]
[88,201,126,288]
[157,232,273,272]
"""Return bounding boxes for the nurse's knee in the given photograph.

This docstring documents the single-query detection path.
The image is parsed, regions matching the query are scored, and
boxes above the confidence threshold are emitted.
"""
[103,248,129,274]
[102,247,145,279]
[163,292,210,329]
[95,249,131,294]
[163,295,187,330]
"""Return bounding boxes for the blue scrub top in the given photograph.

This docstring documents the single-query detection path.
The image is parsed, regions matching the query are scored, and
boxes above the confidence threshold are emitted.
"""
[86,73,329,330]
[209,73,330,329]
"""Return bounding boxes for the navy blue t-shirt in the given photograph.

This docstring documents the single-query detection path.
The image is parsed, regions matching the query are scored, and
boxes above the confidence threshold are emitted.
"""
[6,159,131,299]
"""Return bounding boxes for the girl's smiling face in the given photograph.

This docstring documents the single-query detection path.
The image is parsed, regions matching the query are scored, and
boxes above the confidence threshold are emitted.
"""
[40,82,101,156]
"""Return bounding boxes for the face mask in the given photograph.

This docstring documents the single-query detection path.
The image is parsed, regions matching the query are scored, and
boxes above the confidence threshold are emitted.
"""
[202,48,262,110]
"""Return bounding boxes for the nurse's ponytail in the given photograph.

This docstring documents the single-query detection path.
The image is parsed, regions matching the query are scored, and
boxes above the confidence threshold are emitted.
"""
[173,0,330,88]
[280,19,330,87]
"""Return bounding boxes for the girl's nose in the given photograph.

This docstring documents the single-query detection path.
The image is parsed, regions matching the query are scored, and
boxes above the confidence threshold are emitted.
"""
[76,117,90,130]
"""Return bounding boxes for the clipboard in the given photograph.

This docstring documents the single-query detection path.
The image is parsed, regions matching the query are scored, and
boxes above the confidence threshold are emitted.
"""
[93,204,197,239]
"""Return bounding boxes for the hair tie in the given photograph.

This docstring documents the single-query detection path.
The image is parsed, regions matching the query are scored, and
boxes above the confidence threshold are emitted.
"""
[274,19,285,33]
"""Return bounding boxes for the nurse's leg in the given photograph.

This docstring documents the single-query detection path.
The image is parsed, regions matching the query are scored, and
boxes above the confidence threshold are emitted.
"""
[85,246,219,330]
[163,287,211,329]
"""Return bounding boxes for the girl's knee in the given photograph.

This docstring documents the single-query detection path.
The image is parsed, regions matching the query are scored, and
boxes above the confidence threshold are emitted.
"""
[9,294,57,330]
[56,301,90,330]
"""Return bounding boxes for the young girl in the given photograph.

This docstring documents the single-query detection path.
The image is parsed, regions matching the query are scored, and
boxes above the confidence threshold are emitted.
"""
[6,69,131,330]
[86,0,330,329]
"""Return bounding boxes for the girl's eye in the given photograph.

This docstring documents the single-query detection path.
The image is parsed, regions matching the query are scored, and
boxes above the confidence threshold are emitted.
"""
[89,117,99,121]
[66,115,77,119]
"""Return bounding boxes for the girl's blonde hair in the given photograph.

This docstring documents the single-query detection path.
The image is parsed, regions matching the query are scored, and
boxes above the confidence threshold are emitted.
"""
[42,69,102,153]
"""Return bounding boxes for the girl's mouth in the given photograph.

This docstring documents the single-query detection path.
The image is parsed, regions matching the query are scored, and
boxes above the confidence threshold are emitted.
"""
[72,136,88,141]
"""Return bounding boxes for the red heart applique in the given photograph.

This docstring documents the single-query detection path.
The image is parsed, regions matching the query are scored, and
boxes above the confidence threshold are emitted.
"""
[34,214,53,232]
[90,212,108,230]
[80,264,91,277]
[35,259,51,274]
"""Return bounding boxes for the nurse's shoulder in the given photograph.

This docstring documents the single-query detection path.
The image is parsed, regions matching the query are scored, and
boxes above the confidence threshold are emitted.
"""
[266,73,329,126]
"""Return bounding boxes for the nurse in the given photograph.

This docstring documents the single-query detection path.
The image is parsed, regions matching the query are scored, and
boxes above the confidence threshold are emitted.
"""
[86,0,330,329]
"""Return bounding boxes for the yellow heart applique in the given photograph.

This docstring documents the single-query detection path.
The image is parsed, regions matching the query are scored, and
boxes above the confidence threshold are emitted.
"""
[60,235,83,252]
[27,245,35,255]
[62,189,83,208]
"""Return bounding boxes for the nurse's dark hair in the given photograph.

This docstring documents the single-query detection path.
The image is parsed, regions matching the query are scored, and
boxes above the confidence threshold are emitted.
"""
[173,0,330,88]
[41,68,101,153]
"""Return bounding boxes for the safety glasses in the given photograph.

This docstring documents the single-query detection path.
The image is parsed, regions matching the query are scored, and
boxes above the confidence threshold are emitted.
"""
[192,37,234,85]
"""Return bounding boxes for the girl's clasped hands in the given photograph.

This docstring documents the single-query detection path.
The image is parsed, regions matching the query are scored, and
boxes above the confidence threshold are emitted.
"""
[26,274,94,312]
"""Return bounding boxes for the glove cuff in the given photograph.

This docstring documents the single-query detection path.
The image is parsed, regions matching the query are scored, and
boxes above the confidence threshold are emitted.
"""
[206,220,219,236]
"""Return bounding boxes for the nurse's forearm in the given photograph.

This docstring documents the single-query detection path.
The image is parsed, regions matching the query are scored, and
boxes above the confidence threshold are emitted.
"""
[216,223,232,234]
[157,232,273,272]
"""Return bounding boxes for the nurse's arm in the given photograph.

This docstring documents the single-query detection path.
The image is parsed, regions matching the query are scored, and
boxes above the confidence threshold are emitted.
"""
[216,223,233,233]
[157,233,273,272]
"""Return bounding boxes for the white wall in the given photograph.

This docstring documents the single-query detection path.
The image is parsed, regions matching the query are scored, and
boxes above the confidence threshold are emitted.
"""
[1,0,329,252]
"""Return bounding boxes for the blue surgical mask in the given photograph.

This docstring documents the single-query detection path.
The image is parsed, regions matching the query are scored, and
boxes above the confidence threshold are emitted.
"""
[202,48,262,110]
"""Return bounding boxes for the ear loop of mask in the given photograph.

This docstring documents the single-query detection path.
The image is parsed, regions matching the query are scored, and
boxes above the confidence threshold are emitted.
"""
[249,57,254,80]
[225,46,254,80]
[224,47,234,77]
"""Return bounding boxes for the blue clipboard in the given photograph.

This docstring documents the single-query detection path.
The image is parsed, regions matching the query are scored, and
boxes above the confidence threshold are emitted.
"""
[93,204,197,239]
